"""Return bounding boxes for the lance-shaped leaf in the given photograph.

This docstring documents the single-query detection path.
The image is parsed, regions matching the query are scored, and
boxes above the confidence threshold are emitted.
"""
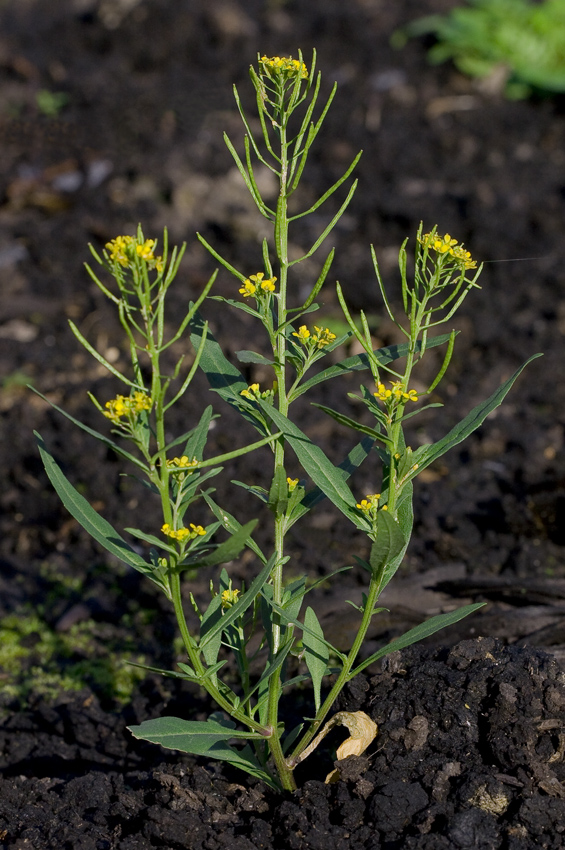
[184,519,258,569]
[128,716,278,790]
[369,509,407,592]
[292,333,454,400]
[303,607,330,712]
[189,311,248,404]
[203,493,267,563]
[402,354,543,484]
[348,603,486,678]
[257,403,367,529]
[199,555,275,652]
[35,433,167,593]
[31,389,148,472]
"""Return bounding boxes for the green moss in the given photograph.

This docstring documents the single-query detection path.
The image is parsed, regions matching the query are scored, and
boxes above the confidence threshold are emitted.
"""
[0,609,146,708]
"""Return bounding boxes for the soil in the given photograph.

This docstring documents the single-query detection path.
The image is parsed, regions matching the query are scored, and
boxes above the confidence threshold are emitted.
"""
[1,0,565,847]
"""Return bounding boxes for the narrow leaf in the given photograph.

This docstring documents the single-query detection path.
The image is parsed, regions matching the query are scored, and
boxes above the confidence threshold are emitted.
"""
[303,607,330,712]
[35,433,166,593]
[411,354,542,478]
[236,350,275,366]
[369,510,407,590]
[293,333,454,400]
[349,603,486,677]
[199,556,274,650]
[128,716,278,790]
[186,519,258,569]
[258,404,367,529]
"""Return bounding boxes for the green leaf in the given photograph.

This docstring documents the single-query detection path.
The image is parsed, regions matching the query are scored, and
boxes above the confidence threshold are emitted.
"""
[292,333,454,400]
[202,494,267,562]
[236,350,275,366]
[35,432,167,593]
[369,510,407,590]
[200,594,223,667]
[128,716,279,790]
[189,311,248,403]
[312,402,392,446]
[183,405,215,461]
[232,480,269,504]
[348,603,486,677]
[185,520,258,569]
[31,389,149,472]
[410,354,542,479]
[268,464,288,517]
[258,404,368,529]
[303,607,330,712]
[199,556,275,651]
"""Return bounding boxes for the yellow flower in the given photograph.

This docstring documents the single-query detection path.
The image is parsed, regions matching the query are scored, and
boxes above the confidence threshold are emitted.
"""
[131,391,152,412]
[374,382,418,404]
[260,276,277,292]
[356,493,381,513]
[221,587,241,609]
[135,239,156,261]
[292,325,311,343]
[105,235,134,267]
[239,272,277,298]
[103,392,152,422]
[374,382,392,401]
[161,523,190,542]
[166,455,199,470]
[161,522,206,542]
[240,383,260,400]
[239,279,257,298]
[105,235,163,271]
[419,230,476,269]
[311,326,337,349]
[260,55,308,79]
[287,477,299,492]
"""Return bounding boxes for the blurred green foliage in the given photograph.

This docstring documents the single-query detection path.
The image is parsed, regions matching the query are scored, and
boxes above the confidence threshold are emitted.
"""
[395,0,565,99]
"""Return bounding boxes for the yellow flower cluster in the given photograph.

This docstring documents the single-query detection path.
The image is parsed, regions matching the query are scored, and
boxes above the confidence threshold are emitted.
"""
[356,493,387,518]
[374,381,419,403]
[166,455,199,470]
[103,391,152,422]
[105,235,164,272]
[419,232,477,270]
[260,55,308,79]
[292,325,337,350]
[221,587,241,609]
[240,382,276,401]
[239,272,277,298]
[161,523,206,542]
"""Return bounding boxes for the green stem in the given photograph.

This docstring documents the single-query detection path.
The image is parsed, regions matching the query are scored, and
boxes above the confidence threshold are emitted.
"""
[288,575,381,767]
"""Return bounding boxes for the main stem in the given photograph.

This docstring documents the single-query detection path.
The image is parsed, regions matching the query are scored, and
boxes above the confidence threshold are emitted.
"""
[265,121,298,792]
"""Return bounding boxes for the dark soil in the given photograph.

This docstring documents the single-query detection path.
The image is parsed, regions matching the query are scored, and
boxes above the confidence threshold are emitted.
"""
[1,0,565,847]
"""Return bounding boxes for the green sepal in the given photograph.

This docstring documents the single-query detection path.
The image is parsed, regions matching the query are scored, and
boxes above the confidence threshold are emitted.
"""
[35,432,168,595]
[348,603,486,678]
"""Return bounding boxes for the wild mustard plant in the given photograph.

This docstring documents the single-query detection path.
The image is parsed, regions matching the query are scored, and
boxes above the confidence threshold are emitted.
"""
[35,51,540,793]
